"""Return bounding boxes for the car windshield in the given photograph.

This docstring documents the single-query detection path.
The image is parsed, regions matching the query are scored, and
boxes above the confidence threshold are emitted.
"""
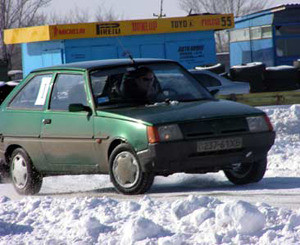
[90,62,212,107]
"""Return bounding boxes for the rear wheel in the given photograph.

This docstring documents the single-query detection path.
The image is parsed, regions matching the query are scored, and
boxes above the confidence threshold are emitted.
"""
[224,158,267,185]
[109,144,154,195]
[10,148,43,195]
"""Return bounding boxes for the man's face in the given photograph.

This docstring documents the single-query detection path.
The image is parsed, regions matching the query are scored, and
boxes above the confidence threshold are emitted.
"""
[136,72,154,92]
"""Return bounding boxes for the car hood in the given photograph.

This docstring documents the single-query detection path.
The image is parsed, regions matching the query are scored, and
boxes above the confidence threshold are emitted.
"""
[212,82,250,95]
[98,99,263,125]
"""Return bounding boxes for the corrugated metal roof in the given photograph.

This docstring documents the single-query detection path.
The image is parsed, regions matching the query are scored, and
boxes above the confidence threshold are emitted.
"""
[235,4,300,23]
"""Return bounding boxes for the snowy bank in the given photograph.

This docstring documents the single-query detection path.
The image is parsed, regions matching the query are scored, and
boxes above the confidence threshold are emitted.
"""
[0,195,299,244]
[262,104,300,176]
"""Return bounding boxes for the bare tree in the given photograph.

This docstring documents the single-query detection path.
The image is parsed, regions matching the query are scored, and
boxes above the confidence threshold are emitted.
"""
[0,0,51,68]
[47,7,90,24]
[179,0,269,52]
[180,0,268,17]
[47,3,121,24]
[3,0,121,69]
[94,5,121,22]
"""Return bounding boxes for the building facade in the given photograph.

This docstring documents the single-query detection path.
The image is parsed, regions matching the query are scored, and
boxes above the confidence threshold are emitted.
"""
[229,4,300,67]
[4,14,234,76]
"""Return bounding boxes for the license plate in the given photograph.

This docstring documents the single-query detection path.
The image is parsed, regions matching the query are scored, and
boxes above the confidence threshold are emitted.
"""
[197,138,242,153]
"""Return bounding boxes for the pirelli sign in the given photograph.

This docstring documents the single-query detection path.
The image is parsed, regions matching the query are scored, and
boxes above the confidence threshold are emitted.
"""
[4,14,234,44]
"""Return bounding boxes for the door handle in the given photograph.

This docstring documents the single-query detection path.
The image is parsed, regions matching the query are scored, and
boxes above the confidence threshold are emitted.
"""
[43,119,52,125]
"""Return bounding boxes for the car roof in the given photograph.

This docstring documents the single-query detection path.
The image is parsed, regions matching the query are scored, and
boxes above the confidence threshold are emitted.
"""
[189,69,216,75]
[31,58,177,73]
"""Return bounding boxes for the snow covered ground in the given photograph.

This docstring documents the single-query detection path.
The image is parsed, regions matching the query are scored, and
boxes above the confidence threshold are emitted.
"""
[1,104,300,244]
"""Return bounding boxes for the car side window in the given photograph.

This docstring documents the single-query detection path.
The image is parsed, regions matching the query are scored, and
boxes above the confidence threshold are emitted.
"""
[90,73,124,103]
[194,74,221,87]
[49,74,88,111]
[8,74,52,110]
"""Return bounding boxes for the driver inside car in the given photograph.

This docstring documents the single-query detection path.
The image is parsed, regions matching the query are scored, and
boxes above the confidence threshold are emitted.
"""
[121,67,162,102]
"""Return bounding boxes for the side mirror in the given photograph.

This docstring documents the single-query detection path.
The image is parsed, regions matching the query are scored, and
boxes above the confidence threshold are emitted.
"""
[209,89,219,96]
[69,103,92,113]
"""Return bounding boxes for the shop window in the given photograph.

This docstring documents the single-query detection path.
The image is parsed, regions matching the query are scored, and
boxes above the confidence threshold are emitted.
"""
[276,37,300,57]
[229,28,250,42]
[275,25,300,36]
[261,26,272,38]
[230,25,272,43]
[250,27,261,40]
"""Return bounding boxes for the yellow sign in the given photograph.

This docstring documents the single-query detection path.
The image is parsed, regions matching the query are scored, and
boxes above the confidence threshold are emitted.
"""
[4,14,234,44]
[4,26,50,44]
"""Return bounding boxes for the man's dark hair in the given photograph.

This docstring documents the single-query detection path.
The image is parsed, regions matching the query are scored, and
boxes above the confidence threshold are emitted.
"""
[126,66,153,79]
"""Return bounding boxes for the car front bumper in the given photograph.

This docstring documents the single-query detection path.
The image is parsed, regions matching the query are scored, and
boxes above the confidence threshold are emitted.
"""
[137,131,275,175]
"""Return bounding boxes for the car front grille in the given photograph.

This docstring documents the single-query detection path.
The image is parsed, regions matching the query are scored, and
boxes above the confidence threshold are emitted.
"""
[179,117,248,139]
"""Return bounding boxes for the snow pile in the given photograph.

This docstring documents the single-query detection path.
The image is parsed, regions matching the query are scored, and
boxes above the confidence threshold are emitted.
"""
[194,63,222,70]
[266,65,295,71]
[0,195,300,244]
[215,200,265,235]
[122,217,170,243]
[231,62,263,68]
[262,105,300,175]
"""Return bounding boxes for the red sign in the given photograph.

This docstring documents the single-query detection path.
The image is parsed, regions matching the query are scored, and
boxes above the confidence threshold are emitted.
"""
[132,21,158,32]
[53,26,86,37]
[201,19,221,26]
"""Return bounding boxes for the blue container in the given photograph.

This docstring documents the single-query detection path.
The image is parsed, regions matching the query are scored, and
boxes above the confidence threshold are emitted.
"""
[229,4,300,67]
[22,31,217,76]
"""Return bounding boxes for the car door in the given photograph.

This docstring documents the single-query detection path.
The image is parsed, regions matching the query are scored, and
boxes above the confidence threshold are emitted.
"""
[40,72,98,172]
[0,73,53,169]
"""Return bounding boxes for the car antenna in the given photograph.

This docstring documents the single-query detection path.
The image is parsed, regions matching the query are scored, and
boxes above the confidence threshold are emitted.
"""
[116,37,138,68]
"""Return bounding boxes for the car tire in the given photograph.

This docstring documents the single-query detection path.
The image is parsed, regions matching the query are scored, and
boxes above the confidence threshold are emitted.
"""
[10,148,43,195]
[230,63,266,79]
[109,144,154,195]
[264,67,299,91]
[230,63,267,93]
[224,158,267,185]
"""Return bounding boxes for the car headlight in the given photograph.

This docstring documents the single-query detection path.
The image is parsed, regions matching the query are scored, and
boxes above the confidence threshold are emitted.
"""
[246,115,273,132]
[147,124,183,143]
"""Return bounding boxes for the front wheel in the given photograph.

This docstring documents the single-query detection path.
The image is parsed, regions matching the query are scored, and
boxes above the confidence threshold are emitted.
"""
[109,144,154,195]
[10,148,43,195]
[224,158,267,185]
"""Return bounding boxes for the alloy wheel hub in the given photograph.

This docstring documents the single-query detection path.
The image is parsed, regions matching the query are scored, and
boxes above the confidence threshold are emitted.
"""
[113,152,139,188]
[12,154,28,189]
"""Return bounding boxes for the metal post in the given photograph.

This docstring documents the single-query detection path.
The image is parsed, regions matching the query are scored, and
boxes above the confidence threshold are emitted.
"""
[153,0,166,18]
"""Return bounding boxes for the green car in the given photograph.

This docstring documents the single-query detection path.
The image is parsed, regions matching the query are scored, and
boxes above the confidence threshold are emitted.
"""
[0,59,275,195]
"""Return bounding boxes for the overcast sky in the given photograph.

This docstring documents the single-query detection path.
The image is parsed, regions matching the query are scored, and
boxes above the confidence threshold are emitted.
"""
[45,0,300,20]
